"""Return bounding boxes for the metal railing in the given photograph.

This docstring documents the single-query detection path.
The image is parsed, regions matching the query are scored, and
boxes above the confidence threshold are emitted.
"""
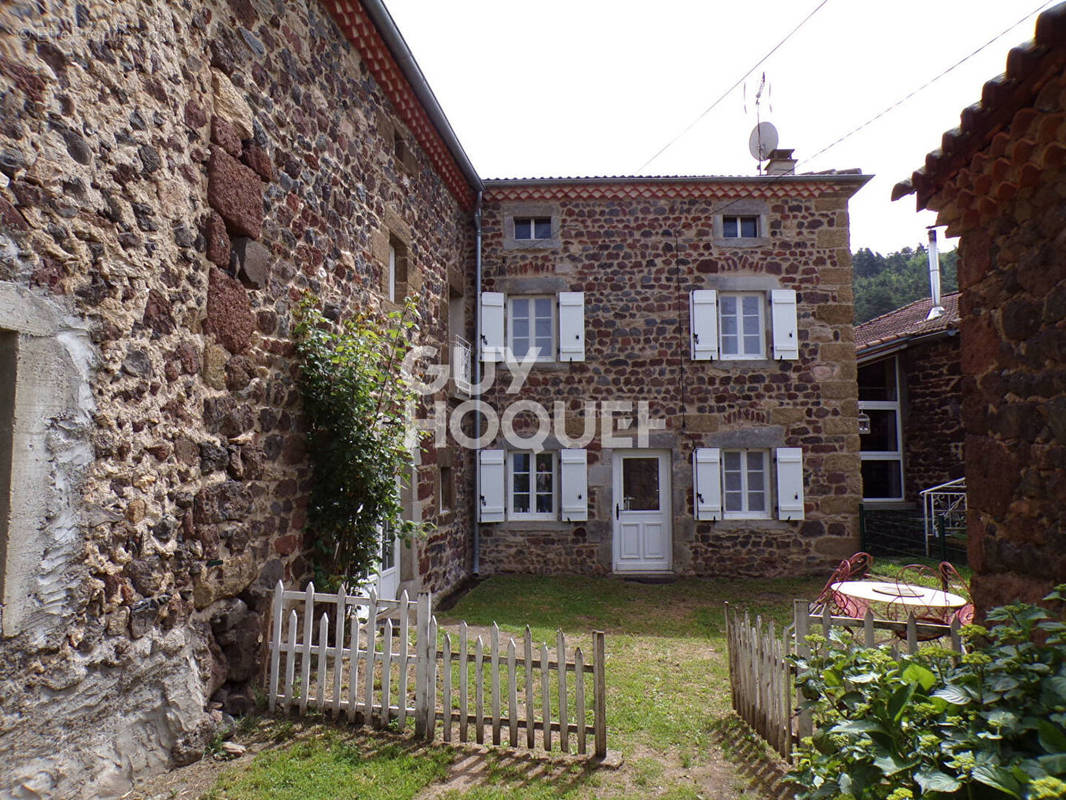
[920,477,966,557]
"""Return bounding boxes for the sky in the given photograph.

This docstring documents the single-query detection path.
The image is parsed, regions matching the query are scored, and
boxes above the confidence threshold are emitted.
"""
[382,0,1055,255]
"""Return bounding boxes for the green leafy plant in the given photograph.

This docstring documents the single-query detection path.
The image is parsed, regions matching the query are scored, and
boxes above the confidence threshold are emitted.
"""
[293,295,426,587]
[790,586,1066,800]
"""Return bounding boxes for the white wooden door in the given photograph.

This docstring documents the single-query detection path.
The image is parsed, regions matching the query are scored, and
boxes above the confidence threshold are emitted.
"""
[377,525,400,599]
[612,450,672,573]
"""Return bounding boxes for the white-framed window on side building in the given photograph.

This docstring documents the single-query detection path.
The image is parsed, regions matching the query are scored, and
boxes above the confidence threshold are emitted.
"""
[859,356,904,501]
[508,296,555,362]
[509,451,555,519]
[722,449,771,519]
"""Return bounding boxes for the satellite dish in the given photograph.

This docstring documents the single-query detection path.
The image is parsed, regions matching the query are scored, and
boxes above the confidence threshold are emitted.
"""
[748,122,779,161]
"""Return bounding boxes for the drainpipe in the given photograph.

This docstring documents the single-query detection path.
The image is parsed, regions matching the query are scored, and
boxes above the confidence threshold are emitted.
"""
[926,226,945,321]
[473,191,483,576]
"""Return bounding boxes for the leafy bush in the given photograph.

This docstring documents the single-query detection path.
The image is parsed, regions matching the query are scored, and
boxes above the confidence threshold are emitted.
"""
[790,587,1066,800]
[292,296,425,587]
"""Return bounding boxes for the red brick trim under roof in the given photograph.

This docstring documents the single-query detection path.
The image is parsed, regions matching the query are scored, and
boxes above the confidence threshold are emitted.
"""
[856,292,960,355]
[319,0,477,210]
[893,2,1066,212]
[483,173,870,203]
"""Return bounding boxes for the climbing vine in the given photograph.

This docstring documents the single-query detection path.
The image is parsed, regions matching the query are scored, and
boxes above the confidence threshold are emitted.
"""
[292,295,425,586]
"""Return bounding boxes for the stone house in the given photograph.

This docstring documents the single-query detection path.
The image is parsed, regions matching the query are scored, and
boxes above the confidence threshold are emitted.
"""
[893,2,1066,612]
[475,173,869,578]
[0,0,479,795]
[855,292,963,506]
[0,0,869,795]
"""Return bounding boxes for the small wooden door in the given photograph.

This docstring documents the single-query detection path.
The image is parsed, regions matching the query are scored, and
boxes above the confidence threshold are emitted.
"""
[612,450,672,573]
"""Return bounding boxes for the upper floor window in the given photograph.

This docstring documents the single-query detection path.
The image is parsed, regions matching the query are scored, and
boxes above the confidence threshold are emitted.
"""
[722,215,759,238]
[514,217,553,241]
[388,237,408,303]
[507,296,555,361]
[719,293,765,359]
[509,451,556,519]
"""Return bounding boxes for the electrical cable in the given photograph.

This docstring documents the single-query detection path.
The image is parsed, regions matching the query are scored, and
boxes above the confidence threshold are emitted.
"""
[636,0,831,173]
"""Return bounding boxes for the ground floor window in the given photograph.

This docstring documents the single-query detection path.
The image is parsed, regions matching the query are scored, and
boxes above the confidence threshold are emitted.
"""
[722,449,770,519]
[509,451,555,519]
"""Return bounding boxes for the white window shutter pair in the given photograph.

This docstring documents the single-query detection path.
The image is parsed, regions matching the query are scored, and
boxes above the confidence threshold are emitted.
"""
[478,448,588,522]
[688,289,798,360]
[691,447,805,521]
[479,292,585,362]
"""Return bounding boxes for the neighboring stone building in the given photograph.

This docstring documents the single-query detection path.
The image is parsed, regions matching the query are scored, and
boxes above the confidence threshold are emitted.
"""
[0,0,478,795]
[475,173,869,578]
[894,2,1066,612]
[855,292,963,506]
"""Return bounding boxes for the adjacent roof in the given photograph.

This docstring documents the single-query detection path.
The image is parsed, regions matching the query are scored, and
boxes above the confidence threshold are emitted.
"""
[856,292,960,357]
[893,2,1066,210]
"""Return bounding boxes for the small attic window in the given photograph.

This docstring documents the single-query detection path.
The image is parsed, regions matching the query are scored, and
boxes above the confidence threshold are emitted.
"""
[723,215,759,238]
[514,217,552,241]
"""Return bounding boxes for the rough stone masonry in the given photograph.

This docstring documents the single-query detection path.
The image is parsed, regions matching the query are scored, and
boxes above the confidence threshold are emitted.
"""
[0,1,475,796]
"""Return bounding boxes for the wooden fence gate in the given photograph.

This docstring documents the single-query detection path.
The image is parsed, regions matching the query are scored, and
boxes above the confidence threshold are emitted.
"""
[266,581,607,758]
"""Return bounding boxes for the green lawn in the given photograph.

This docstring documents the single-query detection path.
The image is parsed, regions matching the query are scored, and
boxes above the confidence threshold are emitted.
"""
[203,573,831,800]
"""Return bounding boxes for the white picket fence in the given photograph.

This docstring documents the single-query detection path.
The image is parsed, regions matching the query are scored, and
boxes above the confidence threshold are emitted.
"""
[726,600,964,761]
[266,581,607,758]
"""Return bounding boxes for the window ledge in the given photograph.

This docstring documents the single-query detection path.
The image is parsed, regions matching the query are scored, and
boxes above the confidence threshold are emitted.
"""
[713,237,772,249]
[494,520,574,531]
[503,238,561,251]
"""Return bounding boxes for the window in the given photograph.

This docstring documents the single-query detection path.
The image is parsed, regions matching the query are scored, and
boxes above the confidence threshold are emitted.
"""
[509,451,555,519]
[513,216,552,241]
[388,237,408,303]
[719,293,765,359]
[859,357,904,501]
[507,296,554,361]
[722,450,770,519]
[722,215,759,238]
[440,465,454,512]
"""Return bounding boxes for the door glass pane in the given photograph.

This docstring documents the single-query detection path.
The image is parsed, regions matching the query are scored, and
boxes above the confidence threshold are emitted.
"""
[861,460,903,499]
[622,457,659,511]
[381,528,396,570]
[861,410,898,452]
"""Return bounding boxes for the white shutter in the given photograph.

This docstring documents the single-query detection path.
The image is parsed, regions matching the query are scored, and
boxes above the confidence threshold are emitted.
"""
[479,449,505,522]
[558,292,585,362]
[775,447,805,521]
[559,449,588,521]
[771,289,799,360]
[690,290,719,360]
[693,448,722,521]
[480,292,505,362]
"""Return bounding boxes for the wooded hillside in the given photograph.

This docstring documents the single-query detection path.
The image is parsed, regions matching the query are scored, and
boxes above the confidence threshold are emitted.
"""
[852,245,958,323]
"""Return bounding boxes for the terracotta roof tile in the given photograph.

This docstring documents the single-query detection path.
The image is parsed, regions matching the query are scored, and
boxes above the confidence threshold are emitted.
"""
[855,292,960,353]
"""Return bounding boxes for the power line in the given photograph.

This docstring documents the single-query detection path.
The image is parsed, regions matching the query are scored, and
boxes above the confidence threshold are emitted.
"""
[802,0,1056,167]
[636,0,831,173]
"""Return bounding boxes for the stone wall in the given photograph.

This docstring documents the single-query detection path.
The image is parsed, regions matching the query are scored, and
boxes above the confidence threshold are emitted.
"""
[0,1,473,795]
[901,334,964,502]
[931,71,1066,613]
[477,182,865,578]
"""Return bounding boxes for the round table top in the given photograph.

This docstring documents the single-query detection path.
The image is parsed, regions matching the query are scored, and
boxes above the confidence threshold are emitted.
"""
[832,580,967,608]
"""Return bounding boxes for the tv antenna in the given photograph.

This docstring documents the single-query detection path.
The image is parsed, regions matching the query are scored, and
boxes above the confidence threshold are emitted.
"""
[747,72,778,174]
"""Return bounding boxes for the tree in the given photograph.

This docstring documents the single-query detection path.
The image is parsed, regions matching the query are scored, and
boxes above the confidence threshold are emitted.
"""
[853,245,958,323]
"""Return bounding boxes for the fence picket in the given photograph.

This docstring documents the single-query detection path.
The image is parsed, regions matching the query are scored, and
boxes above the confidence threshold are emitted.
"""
[540,642,551,751]
[364,591,378,727]
[426,615,438,741]
[299,583,315,715]
[442,633,453,742]
[399,590,410,729]
[524,626,535,749]
[863,607,875,647]
[347,612,360,723]
[507,638,518,747]
[475,635,485,745]
[491,623,501,746]
[906,613,918,654]
[575,646,586,755]
[414,592,430,739]
[269,581,283,711]
[459,621,469,743]
[593,631,606,759]
[558,629,569,754]
[333,585,346,717]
